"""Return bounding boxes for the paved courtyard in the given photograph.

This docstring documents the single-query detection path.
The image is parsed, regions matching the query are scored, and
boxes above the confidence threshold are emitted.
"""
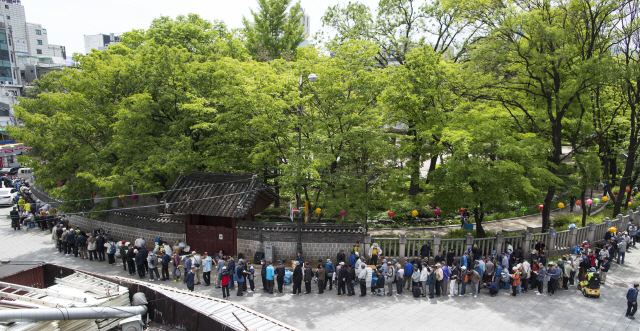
[1,205,639,331]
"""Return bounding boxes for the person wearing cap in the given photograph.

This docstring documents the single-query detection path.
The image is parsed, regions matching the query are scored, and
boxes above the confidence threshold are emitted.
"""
[384,260,395,296]
[468,267,481,297]
[220,266,231,299]
[275,260,285,293]
[357,264,368,296]
[266,260,275,294]
[509,266,521,297]
[354,256,365,273]
[135,248,146,279]
[626,283,639,319]
[185,266,196,292]
[126,244,136,276]
[202,252,213,286]
[435,263,444,297]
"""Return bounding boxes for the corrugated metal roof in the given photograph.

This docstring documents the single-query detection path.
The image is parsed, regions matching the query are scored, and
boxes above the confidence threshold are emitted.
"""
[153,286,298,331]
[162,172,278,218]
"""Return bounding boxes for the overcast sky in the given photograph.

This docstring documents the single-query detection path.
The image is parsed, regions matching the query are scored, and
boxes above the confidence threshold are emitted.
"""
[22,0,378,56]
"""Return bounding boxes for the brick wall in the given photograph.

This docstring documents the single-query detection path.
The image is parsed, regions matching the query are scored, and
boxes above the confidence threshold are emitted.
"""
[67,215,185,246]
[236,221,366,262]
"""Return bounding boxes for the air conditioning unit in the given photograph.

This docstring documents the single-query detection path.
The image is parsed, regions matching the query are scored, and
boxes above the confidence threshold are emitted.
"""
[119,315,144,331]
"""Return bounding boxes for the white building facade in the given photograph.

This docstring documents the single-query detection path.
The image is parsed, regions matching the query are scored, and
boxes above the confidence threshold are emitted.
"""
[84,33,121,54]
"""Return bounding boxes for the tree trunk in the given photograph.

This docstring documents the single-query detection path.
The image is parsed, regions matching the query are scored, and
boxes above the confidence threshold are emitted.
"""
[581,190,587,227]
[424,154,439,185]
[408,124,423,196]
[613,109,638,216]
[474,205,486,238]
[543,124,562,232]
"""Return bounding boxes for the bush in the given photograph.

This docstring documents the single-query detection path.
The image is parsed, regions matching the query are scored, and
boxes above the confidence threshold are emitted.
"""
[259,206,287,216]
[552,215,573,229]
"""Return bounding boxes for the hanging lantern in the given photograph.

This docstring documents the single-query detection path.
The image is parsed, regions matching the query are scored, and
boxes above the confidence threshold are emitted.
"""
[593,198,600,204]
[602,196,609,202]
[434,209,441,215]
[411,210,419,217]
[575,200,582,206]
[339,210,346,216]
[558,202,565,208]
[629,201,633,207]
[459,208,466,213]
[388,211,394,218]
[57,182,63,187]
[586,199,593,205]
[92,192,97,196]
[520,207,527,211]
[538,204,544,210]
[132,194,138,199]
[119,194,125,199]
[626,187,631,193]
[315,208,321,214]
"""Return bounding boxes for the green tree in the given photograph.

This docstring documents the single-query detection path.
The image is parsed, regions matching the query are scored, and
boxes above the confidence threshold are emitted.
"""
[242,0,307,61]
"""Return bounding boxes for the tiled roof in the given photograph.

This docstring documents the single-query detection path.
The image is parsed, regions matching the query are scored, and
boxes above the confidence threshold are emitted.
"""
[162,171,278,218]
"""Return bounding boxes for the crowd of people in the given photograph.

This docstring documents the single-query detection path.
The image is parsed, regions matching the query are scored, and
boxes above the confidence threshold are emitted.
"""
[8,181,636,320]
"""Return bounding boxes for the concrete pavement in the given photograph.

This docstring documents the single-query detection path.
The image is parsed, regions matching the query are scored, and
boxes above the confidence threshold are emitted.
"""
[1,205,639,331]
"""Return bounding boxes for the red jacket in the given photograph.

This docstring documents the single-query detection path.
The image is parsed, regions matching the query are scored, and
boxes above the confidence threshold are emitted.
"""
[221,274,230,286]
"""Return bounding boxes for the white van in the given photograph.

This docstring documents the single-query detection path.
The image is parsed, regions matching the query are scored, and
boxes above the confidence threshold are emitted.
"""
[16,168,32,180]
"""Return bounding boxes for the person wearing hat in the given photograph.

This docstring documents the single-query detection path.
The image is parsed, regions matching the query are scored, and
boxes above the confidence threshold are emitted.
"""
[119,240,128,271]
[509,266,521,297]
[291,261,303,296]
[202,252,213,286]
[185,266,196,292]
[626,283,639,319]
[275,260,286,293]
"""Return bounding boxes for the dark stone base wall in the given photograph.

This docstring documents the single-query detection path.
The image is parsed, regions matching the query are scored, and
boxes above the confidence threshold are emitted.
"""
[68,215,185,246]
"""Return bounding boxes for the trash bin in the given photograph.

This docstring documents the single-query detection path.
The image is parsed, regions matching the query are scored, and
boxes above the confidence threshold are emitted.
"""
[265,244,274,263]
[463,223,474,231]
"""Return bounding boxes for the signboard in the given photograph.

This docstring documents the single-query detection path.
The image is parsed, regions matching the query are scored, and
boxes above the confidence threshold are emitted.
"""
[219,234,223,240]
[552,231,556,237]
[305,201,309,223]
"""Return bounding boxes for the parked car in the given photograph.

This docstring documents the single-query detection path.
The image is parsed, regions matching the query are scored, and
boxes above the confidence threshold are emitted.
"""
[16,168,32,181]
[0,185,18,206]
[0,167,20,176]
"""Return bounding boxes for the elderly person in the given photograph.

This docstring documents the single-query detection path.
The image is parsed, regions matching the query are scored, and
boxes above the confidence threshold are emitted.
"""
[369,243,383,266]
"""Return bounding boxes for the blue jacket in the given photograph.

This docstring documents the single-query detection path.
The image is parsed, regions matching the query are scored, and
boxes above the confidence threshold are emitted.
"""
[228,260,236,274]
[549,267,561,280]
[202,256,213,272]
[349,254,356,266]
[184,257,192,272]
[266,265,275,280]
[405,262,413,275]
[66,233,75,244]
[461,255,468,269]
[135,252,145,266]
[185,271,195,287]
[495,265,502,279]
[442,266,450,281]
[488,282,499,292]
[234,266,245,282]
[325,262,334,273]
[161,254,171,266]
[627,288,638,303]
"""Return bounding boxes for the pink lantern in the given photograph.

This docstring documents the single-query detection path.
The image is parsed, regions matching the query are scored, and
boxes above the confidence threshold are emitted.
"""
[388,211,394,218]
[434,209,441,215]
[57,182,63,187]
[339,210,346,216]
[586,199,593,205]
[132,194,138,199]
[538,205,544,210]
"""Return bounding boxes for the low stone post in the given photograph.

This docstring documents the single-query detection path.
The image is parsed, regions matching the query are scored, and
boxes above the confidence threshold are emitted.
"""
[465,233,474,253]
[617,213,624,229]
[547,226,556,251]
[522,230,532,258]
[587,221,597,243]
[495,233,504,256]
[364,234,372,259]
[433,233,441,262]
[399,233,407,261]
[568,227,578,248]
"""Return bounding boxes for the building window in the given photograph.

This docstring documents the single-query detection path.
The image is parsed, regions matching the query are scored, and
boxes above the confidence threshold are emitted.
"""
[4,5,8,9]
[36,49,42,54]
[35,30,41,35]
[5,16,9,20]
[37,40,42,45]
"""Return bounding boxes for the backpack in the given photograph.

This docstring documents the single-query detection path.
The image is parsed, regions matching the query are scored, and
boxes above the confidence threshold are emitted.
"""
[108,243,116,255]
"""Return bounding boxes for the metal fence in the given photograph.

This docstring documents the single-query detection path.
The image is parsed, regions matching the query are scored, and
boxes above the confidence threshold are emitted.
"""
[555,230,570,249]
[405,238,434,258]
[473,237,496,256]
[439,238,466,257]
[372,238,400,259]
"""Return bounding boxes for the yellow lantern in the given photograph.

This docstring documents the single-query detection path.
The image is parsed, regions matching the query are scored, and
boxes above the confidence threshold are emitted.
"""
[315,208,321,214]
[629,202,633,207]
[602,196,609,202]
[411,210,419,217]
[119,194,125,199]
[558,202,565,208]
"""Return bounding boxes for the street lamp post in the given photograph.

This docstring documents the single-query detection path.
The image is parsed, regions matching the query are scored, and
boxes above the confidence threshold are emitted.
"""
[296,73,317,253]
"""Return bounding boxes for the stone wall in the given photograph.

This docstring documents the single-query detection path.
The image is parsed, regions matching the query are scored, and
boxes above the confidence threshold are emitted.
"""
[67,214,185,246]
[236,221,366,262]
